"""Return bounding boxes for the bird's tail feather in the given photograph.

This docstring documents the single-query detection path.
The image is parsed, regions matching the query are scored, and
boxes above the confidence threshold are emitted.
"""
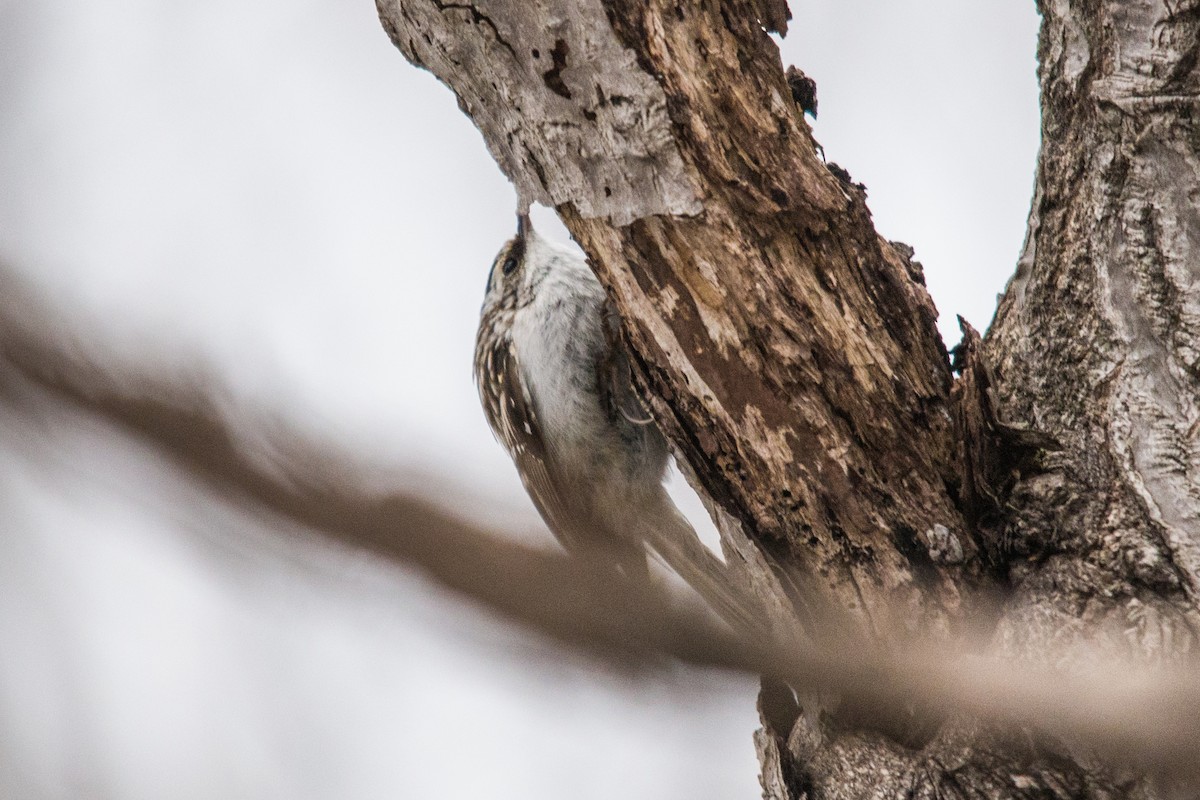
[635,500,767,639]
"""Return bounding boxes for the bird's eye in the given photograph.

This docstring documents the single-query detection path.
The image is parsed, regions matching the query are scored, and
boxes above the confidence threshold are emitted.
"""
[502,254,519,275]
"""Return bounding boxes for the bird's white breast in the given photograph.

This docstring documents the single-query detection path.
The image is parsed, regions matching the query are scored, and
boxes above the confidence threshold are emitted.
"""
[511,247,610,465]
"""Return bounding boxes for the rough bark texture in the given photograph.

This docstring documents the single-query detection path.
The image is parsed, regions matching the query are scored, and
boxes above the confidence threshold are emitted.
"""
[990,0,1200,654]
[981,0,1200,792]
[377,0,1200,797]
[379,0,979,645]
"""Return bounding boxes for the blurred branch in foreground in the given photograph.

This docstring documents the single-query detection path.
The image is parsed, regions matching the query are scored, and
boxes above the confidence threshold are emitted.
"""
[2,264,1199,785]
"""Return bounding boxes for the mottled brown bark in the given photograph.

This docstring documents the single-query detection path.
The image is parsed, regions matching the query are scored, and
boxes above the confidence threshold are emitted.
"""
[379,0,977,650]
[376,0,1200,797]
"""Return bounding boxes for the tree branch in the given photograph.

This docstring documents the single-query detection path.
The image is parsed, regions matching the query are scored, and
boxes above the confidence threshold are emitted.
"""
[4,263,1200,790]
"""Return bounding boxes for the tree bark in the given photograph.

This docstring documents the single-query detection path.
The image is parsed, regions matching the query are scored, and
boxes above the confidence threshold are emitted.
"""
[378,0,978,643]
[376,1,1200,797]
[979,0,1200,793]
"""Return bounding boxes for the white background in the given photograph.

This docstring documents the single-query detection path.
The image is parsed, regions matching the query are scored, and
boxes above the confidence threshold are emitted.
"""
[0,2,1040,798]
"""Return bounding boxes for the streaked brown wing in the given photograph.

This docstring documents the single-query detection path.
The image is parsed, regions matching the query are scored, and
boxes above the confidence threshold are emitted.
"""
[476,334,576,543]
[476,323,647,576]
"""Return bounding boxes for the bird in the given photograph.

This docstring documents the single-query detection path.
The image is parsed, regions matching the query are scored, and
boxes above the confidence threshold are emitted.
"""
[474,214,755,629]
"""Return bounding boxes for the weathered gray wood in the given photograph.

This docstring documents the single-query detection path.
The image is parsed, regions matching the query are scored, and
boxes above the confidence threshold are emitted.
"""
[377,0,702,224]
[990,1,1200,650]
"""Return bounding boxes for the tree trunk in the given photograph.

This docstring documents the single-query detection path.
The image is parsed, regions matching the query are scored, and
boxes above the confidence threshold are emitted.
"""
[375,1,1200,796]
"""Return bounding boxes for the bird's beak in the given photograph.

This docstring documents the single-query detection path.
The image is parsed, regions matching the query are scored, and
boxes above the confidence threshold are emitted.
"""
[517,212,533,240]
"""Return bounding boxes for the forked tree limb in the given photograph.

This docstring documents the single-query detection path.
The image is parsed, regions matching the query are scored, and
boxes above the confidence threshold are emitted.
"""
[375,1,1200,797]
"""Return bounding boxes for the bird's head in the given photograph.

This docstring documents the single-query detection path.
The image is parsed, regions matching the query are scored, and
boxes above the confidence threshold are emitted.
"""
[482,212,539,312]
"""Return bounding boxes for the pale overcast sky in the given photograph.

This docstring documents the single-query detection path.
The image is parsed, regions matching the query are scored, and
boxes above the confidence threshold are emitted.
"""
[0,2,1040,798]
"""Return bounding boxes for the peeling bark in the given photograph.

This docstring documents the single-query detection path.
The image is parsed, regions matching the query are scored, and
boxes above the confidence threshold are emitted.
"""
[378,0,703,223]
[378,0,1200,796]
[379,0,979,648]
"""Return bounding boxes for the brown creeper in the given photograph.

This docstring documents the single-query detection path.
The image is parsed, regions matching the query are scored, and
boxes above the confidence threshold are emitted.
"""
[474,215,751,627]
